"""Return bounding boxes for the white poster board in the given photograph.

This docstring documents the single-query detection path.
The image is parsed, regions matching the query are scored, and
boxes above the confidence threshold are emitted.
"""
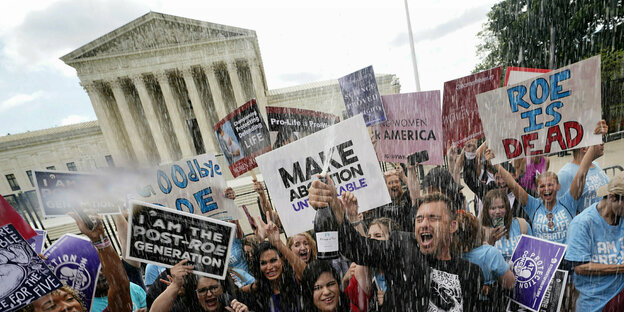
[256,115,391,236]
[476,56,602,164]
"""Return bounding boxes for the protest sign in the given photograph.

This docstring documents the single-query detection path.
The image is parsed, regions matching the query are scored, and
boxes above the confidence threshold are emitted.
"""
[339,66,386,126]
[132,153,239,221]
[0,195,37,240]
[26,229,47,254]
[34,170,124,217]
[371,91,444,164]
[256,114,391,236]
[214,99,271,178]
[508,235,566,312]
[44,234,101,312]
[476,56,602,164]
[505,67,551,86]
[126,201,235,279]
[0,224,63,312]
[442,67,502,149]
[507,269,568,312]
[266,106,340,149]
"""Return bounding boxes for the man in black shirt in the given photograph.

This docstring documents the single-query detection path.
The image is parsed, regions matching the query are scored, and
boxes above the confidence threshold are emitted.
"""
[309,177,483,311]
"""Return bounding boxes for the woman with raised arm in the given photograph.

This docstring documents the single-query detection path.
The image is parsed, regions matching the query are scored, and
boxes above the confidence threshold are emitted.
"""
[493,120,608,243]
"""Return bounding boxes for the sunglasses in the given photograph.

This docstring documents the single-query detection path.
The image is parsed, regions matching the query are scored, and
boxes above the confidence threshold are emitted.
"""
[547,212,554,230]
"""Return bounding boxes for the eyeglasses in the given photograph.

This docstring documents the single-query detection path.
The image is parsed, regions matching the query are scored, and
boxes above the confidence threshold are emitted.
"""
[547,213,554,230]
[196,285,221,296]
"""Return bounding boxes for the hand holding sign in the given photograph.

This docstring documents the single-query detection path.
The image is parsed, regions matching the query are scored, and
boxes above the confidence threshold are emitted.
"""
[170,259,194,290]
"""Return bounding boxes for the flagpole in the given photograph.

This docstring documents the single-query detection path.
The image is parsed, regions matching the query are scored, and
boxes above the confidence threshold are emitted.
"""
[404,0,421,91]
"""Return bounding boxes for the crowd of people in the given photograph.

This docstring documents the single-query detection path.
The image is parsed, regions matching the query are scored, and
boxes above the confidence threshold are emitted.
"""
[16,120,624,312]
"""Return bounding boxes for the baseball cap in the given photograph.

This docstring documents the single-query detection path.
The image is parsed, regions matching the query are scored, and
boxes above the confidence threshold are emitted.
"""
[596,171,624,197]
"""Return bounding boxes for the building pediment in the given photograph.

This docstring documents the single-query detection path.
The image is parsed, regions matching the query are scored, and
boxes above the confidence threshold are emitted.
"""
[61,12,255,64]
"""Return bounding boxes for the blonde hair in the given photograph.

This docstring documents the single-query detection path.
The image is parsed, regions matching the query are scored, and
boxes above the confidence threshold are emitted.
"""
[286,232,317,262]
[536,171,559,186]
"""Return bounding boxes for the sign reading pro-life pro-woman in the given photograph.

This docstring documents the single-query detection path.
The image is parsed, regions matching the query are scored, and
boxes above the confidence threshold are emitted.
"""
[256,115,390,236]
[476,56,602,164]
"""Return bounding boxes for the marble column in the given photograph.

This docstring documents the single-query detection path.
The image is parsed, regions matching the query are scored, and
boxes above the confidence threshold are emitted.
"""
[80,81,131,166]
[181,67,217,152]
[109,79,151,164]
[247,57,268,121]
[131,74,175,163]
[203,64,228,120]
[155,71,195,158]
[226,60,247,107]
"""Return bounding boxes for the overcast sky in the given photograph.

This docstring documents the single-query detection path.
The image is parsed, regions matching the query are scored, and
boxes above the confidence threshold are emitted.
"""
[0,0,498,135]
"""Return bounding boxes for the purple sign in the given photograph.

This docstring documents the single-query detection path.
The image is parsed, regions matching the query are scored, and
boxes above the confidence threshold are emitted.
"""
[26,229,47,254]
[44,234,101,312]
[0,224,62,312]
[339,65,386,126]
[509,235,566,311]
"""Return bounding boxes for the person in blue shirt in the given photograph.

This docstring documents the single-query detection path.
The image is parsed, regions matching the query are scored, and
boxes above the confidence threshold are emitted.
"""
[480,189,532,261]
[565,172,624,312]
[491,120,608,244]
[557,143,609,210]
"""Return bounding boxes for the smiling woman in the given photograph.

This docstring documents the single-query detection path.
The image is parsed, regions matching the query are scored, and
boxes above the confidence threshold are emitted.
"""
[302,260,351,312]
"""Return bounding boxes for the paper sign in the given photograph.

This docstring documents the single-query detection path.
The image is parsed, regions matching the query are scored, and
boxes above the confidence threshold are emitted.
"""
[509,235,566,312]
[256,115,391,236]
[371,91,444,164]
[132,153,239,221]
[505,67,551,86]
[0,195,37,240]
[26,229,47,254]
[34,170,124,217]
[44,234,101,312]
[442,67,502,148]
[339,66,386,126]
[0,224,62,312]
[476,56,602,164]
[266,106,340,149]
[126,201,236,280]
[214,99,271,178]
[507,269,568,312]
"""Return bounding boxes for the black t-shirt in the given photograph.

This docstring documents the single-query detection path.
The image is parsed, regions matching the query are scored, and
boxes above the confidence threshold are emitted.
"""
[367,191,413,231]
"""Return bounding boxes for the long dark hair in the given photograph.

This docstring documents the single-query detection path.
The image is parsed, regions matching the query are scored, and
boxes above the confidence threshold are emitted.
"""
[302,260,350,312]
[180,272,238,311]
[251,241,301,311]
[481,189,513,239]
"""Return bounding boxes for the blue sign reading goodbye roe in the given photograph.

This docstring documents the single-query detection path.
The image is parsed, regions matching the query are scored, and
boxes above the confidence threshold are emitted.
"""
[339,65,387,127]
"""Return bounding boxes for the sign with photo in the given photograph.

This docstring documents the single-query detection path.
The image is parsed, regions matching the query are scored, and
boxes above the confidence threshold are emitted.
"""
[339,65,386,126]
[256,115,391,236]
[44,234,101,312]
[266,106,340,149]
[372,91,444,164]
[0,224,63,312]
[126,201,236,280]
[213,99,272,178]
[477,56,602,164]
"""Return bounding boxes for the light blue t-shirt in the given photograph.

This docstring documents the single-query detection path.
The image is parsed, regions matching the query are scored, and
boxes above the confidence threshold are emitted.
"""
[92,282,146,312]
[557,161,609,210]
[494,218,533,261]
[523,191,581,243]
[565,203,624,312]
[464,244,509,285]
[144,263,166,287]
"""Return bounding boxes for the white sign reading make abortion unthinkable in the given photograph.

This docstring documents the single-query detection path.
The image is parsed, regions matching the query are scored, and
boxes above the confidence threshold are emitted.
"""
[256,114,390,236]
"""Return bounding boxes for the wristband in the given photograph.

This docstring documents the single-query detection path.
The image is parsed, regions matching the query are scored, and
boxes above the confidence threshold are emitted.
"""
[350,220,362,226]
[92,236,111,250]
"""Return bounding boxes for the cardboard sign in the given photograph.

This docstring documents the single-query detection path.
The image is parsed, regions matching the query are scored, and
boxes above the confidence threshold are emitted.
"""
[442,67,502,149]
[371,91,444,164]
[0,224,63,312]
[214,99,271,178]
[266,106,340,149]
[505,67,551,86]
[34,170,124,217]
[508,235,566,312]
[132,153,239,221]
[126,201,235,280]
[507,269,568,312]
[339,66,386,126]
[44,234,101,312]
[256,115,391,236]
[26,229,47,254]
[476,56,602,164]
[0,195,37,240]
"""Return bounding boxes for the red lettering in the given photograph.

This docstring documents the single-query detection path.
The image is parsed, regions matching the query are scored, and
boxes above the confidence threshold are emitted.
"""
[564,121,583,149]
[521,132,542,155]
[502,138,522,159]
[544,125,566,153]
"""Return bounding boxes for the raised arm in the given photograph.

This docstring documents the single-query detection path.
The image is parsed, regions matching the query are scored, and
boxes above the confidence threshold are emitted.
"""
[253,179,274,216]
[475,140,488,179]
[149,260,194,312]
[259,214,307,282]
[569,120,608,200]
[490,150,528,206]
[112,213,141,268]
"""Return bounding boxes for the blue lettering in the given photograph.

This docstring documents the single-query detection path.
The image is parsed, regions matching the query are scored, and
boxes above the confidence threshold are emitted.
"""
[359,178,368,188]
[550,70,570,100]
[187,161,199,182]
[157,170,172,194]
[521,108,543,132]
[507,85,531,112]
[171,165,188,189]
[176,198,193,213]
[530,78,549,104]
[545,101,563,127]
[195,159,209,178]
[194,187,217,213]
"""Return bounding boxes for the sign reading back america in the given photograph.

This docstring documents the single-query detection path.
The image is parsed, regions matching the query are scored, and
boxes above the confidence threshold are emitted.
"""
[476,56,602,164]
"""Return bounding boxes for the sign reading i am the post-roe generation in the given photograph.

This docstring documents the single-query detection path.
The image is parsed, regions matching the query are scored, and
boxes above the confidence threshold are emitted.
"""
[477,56,602,164]
[127,201,236,280]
